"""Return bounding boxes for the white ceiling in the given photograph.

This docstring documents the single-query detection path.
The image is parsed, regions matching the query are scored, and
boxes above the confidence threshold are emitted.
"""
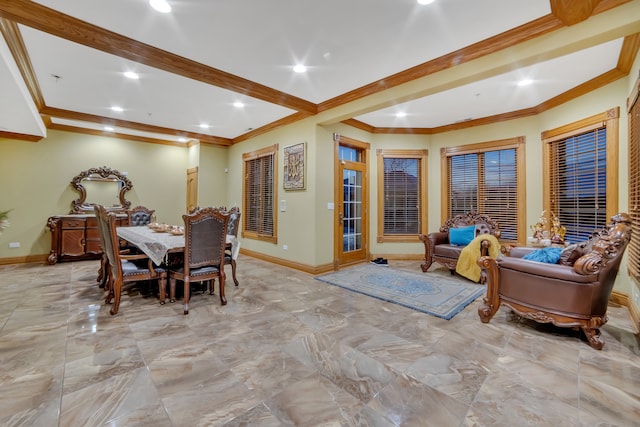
[0,0,636,143]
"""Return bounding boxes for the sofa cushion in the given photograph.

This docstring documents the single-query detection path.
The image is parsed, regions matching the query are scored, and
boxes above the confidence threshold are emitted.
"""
[558,244,581,266]
[523,247,564,263]
[434,244,464,258]
[475,223,491,235]
[450,225,476,246]
[557,237,598,266]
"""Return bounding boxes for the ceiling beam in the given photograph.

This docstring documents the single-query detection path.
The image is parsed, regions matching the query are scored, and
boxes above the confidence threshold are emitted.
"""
[0,18,44,111]
[41,106,233,146]
[0,0,317,115]
[0,129,42,142]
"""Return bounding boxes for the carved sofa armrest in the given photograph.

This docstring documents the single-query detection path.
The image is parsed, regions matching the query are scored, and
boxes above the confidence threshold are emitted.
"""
[427,231,449,246]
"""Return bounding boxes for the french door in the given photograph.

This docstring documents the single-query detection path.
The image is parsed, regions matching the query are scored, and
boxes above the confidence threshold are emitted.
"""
[334,134,369,266]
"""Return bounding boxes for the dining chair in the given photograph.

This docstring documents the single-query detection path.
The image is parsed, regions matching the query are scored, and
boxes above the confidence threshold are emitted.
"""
[224,206,241,286]
[127,205,155,226]
[97,205,156,288]
[94,205,168,315]
[168,207,230,314]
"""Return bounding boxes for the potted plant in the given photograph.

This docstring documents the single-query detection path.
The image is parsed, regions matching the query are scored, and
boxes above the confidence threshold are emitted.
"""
[0,209,11,234]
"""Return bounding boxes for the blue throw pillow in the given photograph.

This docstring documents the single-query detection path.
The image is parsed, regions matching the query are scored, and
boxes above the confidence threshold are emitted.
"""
[449,225,476,246]
[523,247,564,264]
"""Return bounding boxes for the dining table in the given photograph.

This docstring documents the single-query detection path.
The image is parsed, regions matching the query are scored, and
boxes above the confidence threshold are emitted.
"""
[116,226,240,266]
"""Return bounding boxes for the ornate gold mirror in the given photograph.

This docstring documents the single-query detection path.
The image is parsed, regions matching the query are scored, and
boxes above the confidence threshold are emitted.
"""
[70,166,132,213]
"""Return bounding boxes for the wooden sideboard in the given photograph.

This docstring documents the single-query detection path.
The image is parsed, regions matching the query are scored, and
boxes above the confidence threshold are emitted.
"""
[47,214,128,264]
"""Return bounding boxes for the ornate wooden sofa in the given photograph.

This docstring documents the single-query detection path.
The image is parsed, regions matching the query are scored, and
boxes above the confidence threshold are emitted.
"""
[477,213,632,350]
[419,210,501,273]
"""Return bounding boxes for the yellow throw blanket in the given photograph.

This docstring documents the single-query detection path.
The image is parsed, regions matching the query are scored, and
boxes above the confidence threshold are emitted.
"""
[455,234,501,282]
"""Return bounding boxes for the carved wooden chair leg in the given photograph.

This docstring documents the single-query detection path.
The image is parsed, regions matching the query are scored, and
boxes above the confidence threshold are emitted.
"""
[104,271,114,305]
[183,278,190,315]
[109,278,122,315]
[97,254,108,288]
[158,275,167,305]
[218,273,227,306]
[169,278,176,303]
[231,259,239,286]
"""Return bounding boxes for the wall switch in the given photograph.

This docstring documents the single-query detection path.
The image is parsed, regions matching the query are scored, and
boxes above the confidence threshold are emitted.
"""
[8,242,20,248]
[280,200,286,212]
[327,202,334,210]
[283,244,288,250]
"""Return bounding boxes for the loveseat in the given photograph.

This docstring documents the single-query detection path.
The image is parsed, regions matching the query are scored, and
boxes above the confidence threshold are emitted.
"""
[477,213,632,350]
[419,210,501,274]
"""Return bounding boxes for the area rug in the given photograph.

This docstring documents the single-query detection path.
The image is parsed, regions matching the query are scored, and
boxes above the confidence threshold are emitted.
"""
[316,265,486,320]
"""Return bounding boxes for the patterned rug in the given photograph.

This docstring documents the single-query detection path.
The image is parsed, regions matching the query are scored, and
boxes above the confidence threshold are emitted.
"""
[316,264,486,320]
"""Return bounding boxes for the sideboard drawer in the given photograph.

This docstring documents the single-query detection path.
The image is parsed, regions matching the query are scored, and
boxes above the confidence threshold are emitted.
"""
[61,218,86,229]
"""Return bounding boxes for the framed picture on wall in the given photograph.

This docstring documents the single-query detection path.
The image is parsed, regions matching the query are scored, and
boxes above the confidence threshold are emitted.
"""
[283,142,306,190]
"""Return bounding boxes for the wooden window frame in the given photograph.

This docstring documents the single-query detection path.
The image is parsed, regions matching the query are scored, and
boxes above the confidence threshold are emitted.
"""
[376,149,428,242]
[627,76,640,286]
[242,144,278,243]
[541,108,619,242]
[440,137,526,244]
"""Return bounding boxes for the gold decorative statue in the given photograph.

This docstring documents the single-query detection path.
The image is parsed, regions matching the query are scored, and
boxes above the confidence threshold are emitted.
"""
[550,212,566,244]
[530,210,547,240]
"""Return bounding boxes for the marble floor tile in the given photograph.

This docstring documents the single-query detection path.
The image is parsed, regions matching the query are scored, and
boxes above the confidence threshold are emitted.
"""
[0,258,639,426]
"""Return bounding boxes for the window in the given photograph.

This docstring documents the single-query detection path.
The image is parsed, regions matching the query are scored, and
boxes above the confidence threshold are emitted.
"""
[242,144,278,243]
[542,108,619,244]
[376,149,428,242]
[628,80,640,285]
[441,137,525,243]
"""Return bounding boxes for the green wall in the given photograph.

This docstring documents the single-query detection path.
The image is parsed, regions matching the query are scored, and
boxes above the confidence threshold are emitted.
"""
[0,130,188,259]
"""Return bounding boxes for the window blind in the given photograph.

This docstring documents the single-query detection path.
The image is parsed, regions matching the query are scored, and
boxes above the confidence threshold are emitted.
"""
[481,149,518,241]
[244,152,274,237]
[629,89,640,282]
[383,158,420,234]
[549,128,607,244]
[448,148,518,241]
[448,153,479,217]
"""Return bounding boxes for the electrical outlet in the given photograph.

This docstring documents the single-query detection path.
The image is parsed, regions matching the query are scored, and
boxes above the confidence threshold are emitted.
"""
[283,244,288,250]
[8,242,20,248]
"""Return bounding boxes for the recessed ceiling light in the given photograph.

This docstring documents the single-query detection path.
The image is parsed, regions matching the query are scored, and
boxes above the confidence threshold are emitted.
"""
[233,101,245,108]
[123,71,139,80]
[293,64,307,73]
[178,137,187,143]
[395,112,407,118]
[111,106,123,112]
[417,0,435,4]
[104,126,115,132]
[149,0,171,13]
[518,79,533,86]
[199,124,210,129]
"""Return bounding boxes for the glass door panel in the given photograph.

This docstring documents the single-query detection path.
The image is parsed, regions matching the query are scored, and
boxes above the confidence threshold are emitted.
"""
[339,160,366,264]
